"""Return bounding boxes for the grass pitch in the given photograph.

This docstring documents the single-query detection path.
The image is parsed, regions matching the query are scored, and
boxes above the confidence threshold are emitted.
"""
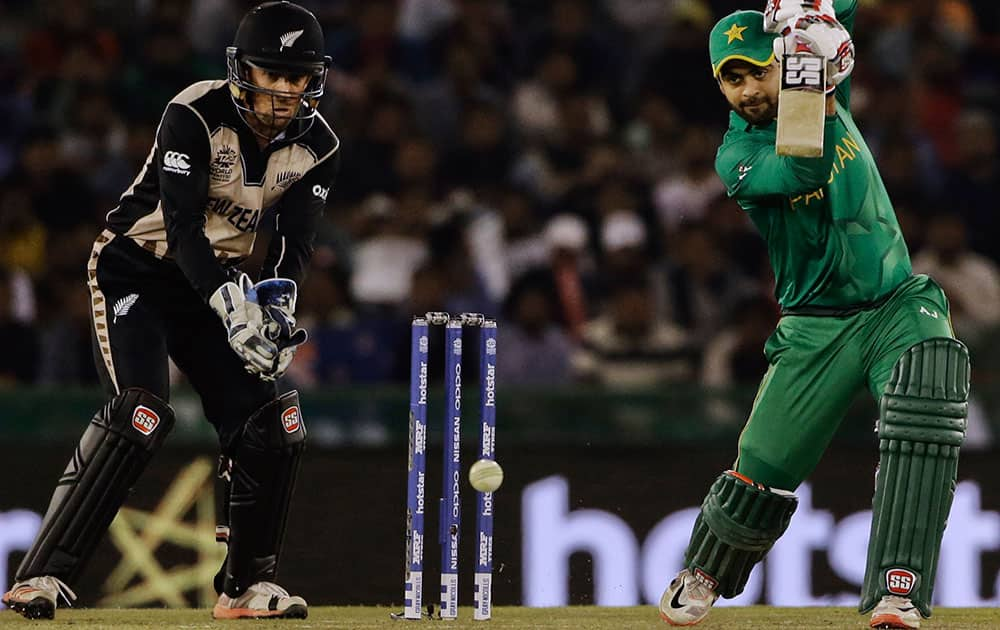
[0,606,996,629]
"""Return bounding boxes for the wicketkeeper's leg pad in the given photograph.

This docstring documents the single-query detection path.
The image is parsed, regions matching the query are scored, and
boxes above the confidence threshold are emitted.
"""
[685,470,798,598]
[219,390,305,597]
[860,338,969,617]
[16,388,174,583]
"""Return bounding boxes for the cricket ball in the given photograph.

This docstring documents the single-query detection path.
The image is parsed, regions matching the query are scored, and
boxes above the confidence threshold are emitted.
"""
[469,459,504,493]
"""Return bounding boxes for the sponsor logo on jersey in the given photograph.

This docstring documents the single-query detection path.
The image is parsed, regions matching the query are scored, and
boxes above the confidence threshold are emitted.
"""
[282,406,301,433]
[312,184,329,201]
[272,170,302,191]
[886,568,916,595]
[163,151,191,176]
[132,405,160,435]
[209,145,238,184]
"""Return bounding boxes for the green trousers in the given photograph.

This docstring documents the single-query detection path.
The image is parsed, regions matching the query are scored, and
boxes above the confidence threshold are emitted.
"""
[735,275,955,490]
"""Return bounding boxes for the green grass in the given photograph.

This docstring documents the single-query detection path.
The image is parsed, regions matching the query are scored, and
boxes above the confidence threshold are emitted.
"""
[1,606,996,629]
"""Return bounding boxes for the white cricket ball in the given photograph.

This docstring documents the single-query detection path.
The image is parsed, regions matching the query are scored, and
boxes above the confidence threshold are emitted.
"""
[469,459,504,493]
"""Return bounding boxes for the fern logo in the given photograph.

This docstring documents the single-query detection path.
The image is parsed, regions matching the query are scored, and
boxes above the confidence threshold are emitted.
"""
[279,30,304,51]
[113,294,139,323]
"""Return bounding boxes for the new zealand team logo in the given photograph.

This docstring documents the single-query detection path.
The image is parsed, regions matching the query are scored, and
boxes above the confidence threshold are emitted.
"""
[272,170,302,191]
[282,406,301,433]
[209,145,238,184]
[132,406,160,435]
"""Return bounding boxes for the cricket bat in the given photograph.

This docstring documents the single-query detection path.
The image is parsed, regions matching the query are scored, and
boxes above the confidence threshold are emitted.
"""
[776,53,827,157]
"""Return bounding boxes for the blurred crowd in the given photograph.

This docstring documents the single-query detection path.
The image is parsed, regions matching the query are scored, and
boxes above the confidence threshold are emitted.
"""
[1,0,999,392]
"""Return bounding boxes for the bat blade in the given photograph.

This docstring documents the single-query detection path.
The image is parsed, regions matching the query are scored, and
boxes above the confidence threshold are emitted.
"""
[776,53,827,157]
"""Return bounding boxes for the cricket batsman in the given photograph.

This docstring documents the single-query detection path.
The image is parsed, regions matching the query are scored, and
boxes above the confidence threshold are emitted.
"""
[3,1,338,620]
[658,2,969,628]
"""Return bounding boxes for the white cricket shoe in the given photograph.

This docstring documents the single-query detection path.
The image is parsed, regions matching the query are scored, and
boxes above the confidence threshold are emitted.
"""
[870,595,921,628]
[2,576,77,620]
[658,569,719,626]
[212,581,307,619]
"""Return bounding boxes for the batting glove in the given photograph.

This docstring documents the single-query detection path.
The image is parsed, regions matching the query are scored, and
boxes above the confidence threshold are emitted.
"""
[773,14,855,92]
[209,274,279,376]
[763,0,835,33]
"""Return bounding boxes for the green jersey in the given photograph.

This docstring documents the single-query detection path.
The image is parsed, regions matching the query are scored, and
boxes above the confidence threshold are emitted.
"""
[715,1,911,312]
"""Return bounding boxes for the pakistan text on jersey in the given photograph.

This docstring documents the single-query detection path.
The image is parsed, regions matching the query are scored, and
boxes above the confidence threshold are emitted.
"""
[789,133,863,210]
[207,197,261,233]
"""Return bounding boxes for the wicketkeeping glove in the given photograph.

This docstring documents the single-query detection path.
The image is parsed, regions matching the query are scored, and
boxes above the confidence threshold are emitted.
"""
[209,274,279,376]
[772,13,855,92]
[248,278,308,382]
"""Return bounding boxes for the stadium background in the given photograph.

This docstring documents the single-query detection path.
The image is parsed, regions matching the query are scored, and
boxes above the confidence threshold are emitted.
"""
[1,0,999,610]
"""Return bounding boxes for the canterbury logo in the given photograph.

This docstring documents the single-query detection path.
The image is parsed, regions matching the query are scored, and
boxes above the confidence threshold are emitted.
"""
[280,30,304,50]
[113,293,139,323]
[163,151,191,175]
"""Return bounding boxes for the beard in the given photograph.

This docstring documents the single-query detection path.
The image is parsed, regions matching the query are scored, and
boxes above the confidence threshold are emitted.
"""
[734,98,778,125]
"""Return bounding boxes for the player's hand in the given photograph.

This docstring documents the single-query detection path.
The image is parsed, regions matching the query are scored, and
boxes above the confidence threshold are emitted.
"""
[773,14,855,92]
[258,306,308,382]
[251,278,308,381]
[763,0,835,33]
[209,275,279,376]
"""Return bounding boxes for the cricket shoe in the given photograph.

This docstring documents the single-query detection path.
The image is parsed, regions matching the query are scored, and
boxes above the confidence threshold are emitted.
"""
[870,595,921,629]
[2,576,77,620]
[212,581,307,619]
[658,569,719,626]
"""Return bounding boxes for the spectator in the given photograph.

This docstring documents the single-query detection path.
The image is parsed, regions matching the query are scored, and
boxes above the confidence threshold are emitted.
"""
[349,193,429,310]
[912,213,1000,348]
[701,292,778,387]
[572,275,695,387]
[34,271,96,386]
[652,125,726,235]
[543,213,593,340]
[497,268,574,385]
[0,268,39,385]
[945,109,1000,263]
[662,221,757,344]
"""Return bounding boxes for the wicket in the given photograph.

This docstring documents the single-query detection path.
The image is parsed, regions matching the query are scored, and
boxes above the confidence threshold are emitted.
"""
[400,312,497,621]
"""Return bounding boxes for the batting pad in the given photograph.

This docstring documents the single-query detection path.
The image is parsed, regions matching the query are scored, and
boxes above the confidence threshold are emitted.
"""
[685,470,798,598]
[860,338,969,617]
[16,388,174,583]
[220,390,306,597]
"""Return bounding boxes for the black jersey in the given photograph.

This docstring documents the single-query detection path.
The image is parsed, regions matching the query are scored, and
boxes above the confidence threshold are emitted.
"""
[106,80,340,300]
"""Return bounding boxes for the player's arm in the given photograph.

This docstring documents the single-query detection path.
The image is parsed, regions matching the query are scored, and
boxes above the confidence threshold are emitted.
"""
[157,103,229,300]
[716,128,838,202]
[260,151,340,284]
[832,0,857,107]
[158,103,277,375]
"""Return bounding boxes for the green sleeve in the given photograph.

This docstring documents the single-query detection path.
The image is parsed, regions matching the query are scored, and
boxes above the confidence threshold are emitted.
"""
[716,116,840,202]
[834,0,857,109]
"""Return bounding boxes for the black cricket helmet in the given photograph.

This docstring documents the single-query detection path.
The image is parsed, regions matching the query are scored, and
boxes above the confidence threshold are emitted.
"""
[226,1,331,139]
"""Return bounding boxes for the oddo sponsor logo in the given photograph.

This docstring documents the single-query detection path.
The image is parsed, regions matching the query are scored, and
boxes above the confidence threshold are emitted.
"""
[522,477,1000,607]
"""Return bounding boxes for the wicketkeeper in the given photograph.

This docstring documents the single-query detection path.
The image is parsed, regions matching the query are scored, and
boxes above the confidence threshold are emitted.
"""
[658,2,969,628]
[3,1,338,620]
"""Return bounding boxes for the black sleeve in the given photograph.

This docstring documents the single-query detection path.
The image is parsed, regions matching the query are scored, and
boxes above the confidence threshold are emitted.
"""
[157,103,230,300]
[260,151,340,284]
